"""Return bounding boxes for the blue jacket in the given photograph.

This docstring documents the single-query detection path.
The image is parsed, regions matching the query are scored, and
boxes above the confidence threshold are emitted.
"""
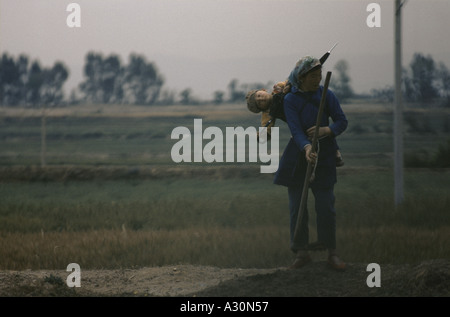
[273,86,348,188]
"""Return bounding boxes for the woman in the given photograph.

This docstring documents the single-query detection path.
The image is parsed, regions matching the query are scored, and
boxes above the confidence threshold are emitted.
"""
[274,56,348,271]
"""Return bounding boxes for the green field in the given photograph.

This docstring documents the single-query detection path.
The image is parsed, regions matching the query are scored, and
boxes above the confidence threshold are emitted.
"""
[0,102,449,270]
[1,102,449,167]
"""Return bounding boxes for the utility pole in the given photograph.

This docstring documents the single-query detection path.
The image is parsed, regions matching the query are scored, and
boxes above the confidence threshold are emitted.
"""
[394,0,404,205]
[41,103,47,167]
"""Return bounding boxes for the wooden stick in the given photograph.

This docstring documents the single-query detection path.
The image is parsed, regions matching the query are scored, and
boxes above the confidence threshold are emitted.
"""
[292,71,332,250]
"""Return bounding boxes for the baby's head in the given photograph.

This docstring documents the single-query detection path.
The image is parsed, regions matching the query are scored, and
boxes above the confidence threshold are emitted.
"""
[246,89,272,113]
[272,81,286,94]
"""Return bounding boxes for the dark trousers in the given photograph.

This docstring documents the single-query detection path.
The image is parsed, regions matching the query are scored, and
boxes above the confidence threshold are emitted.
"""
[288,185,336,252]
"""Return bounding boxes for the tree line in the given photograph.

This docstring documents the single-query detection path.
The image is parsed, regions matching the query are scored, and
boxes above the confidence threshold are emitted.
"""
[371,53,450,106]
[1,51,449,107]
[0,54,68,107]
[0,52,166,107]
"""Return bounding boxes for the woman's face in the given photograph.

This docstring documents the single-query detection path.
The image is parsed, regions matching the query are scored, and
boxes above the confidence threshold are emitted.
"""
[255,90,272,110]
[300,68,322,92]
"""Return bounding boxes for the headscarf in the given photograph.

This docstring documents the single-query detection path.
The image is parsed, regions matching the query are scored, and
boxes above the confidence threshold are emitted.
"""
[288,56,321,89]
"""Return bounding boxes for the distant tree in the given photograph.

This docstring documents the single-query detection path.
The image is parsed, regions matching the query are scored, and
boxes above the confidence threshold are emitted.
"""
[40,62,69,106]
[79,52,122,104]
[0,53,29,105]
[79,52,164,105]
[179,88,193,105]
[158,89,176,105]
[408,53,439,103]
[371,86,394,102]
[16,55,30,103]
[26,61,43,106]
[0,53,69,107]
[403,67,419,102]
[436,62,450,107]
[213,90,224,104]
[330,59,353,102]
[121,54,164,105]
[227,79,246,103]
[101,55,122,104]
[79,52,105,103]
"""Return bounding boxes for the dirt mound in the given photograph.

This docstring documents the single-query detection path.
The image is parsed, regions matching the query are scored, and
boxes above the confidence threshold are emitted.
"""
[1,260,449,297]
[388,259,450,297]
[193,260,450,297]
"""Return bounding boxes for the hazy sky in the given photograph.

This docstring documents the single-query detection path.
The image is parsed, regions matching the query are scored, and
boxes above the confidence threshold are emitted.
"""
[1,0,450,100]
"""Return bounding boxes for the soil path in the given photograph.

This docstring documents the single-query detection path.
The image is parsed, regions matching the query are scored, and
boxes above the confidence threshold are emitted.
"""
[1,259,449,297]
